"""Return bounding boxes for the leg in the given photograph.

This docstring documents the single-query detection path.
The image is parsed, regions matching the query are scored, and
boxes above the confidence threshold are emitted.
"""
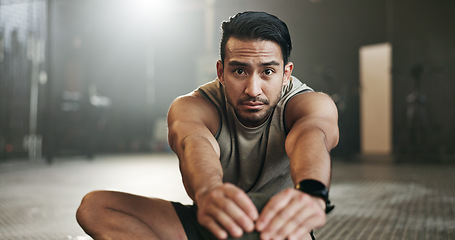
[76,190,187,240]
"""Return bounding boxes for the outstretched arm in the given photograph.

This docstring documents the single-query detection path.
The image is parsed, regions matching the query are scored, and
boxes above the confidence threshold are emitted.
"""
[256,91,339,240]
[168,93,222,200]
[286,92,339,186]
[167,92,258,239]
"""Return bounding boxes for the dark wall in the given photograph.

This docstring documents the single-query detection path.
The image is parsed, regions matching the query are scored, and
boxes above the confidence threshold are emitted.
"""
[391,0,455,158]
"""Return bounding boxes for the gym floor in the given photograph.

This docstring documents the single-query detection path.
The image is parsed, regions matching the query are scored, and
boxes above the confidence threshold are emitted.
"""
[1,154,454,240]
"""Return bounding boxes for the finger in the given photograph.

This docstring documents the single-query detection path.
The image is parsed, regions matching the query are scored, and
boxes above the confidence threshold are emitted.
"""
[271,211,300,239]
[297,196,327,231]
[208,204,244,239]
[261,191,327,239]
[204,185,254,236]
[260,217,298,240]
[276,214,307,240]
[198,196,243,239]
[199,214,228,239]
[297,210,326,234]
[256,189,293,231]
[288,228,313,240]
[261,193,305,238]
[282,195,327,239]
[224,184,259,221]
[215,194,255,233]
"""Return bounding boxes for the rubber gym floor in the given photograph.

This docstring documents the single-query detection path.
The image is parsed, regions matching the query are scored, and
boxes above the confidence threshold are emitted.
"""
[1,154,454,240]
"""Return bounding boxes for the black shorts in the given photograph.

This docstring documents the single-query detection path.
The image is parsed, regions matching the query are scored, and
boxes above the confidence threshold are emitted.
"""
[171,192,316,240]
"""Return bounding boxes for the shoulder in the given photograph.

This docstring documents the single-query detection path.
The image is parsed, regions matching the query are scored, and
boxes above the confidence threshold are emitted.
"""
[285,92,339,148]
[285,92,338,130]
[195,79,225,106]
[287,91,337,112]
[168,91,220,136]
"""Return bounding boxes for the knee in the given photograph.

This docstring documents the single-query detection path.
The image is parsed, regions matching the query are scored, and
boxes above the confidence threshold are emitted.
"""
[76,190,108,227]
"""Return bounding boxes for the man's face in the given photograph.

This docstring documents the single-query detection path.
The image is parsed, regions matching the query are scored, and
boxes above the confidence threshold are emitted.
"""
[217,37,293,127]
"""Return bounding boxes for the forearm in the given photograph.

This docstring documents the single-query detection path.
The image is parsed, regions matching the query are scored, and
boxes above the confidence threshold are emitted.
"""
[177,135,223,201]
[286,127,334,187]
[257,126,335,240]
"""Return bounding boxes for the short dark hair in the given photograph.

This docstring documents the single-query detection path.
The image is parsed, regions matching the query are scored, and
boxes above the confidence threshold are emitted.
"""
[220,11,292,65]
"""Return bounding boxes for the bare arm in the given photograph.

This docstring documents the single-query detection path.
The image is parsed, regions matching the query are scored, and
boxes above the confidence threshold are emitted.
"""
[167,92,222,200]
[256,92,339,240]
[285,91,339,187]
[167,92,258,239]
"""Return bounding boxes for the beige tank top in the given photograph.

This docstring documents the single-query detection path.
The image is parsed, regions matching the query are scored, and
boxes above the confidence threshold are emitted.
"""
[197,76,313,197]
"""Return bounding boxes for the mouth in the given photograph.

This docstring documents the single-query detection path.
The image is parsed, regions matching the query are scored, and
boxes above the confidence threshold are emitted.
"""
[240,101,265,111]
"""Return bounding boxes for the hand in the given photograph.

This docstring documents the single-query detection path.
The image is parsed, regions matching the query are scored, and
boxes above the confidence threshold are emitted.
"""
[256,188,326,240]
[195,183,259,239]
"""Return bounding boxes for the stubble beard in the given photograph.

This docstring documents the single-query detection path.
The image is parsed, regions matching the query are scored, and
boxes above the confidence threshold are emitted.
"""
[230,92,282,127]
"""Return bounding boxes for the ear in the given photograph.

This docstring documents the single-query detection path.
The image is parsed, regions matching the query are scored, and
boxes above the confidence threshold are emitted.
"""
[283,62,294,86]
[216,60,225,84]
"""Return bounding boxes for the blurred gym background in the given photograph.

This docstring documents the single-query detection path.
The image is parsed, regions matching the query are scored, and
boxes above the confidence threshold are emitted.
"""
[2,1,455,239]
[1,0,454,162]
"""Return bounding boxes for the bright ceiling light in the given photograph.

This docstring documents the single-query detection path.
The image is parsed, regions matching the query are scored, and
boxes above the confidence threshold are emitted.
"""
[128,0,174,22]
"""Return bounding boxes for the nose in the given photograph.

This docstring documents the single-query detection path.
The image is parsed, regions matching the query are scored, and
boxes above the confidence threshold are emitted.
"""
[244,75,262,97]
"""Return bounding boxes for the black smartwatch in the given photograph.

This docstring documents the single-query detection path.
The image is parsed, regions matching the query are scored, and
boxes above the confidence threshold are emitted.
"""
[296,179,334,214]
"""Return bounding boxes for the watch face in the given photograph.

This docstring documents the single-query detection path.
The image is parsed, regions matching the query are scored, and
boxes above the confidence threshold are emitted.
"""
[299,179,325,192]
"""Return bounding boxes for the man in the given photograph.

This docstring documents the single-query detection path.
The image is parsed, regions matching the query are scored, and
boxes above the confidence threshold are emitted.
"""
[76,11,339,240]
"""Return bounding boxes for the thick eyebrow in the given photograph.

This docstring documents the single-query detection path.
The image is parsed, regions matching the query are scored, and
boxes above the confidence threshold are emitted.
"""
[227,60,248,67]
[262,61,281,66]
[227,60,281,67]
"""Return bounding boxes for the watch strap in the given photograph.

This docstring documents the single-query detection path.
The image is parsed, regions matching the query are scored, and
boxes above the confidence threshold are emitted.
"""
[296,179,335,214]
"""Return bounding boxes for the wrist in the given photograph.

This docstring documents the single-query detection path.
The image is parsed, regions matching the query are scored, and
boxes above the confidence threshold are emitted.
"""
[194,186,212,204]
[194,182,222,204]
[295,179,335,214]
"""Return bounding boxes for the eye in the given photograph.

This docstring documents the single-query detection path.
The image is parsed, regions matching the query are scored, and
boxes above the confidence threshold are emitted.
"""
[234,69,245,75]
[264,69,275,75]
